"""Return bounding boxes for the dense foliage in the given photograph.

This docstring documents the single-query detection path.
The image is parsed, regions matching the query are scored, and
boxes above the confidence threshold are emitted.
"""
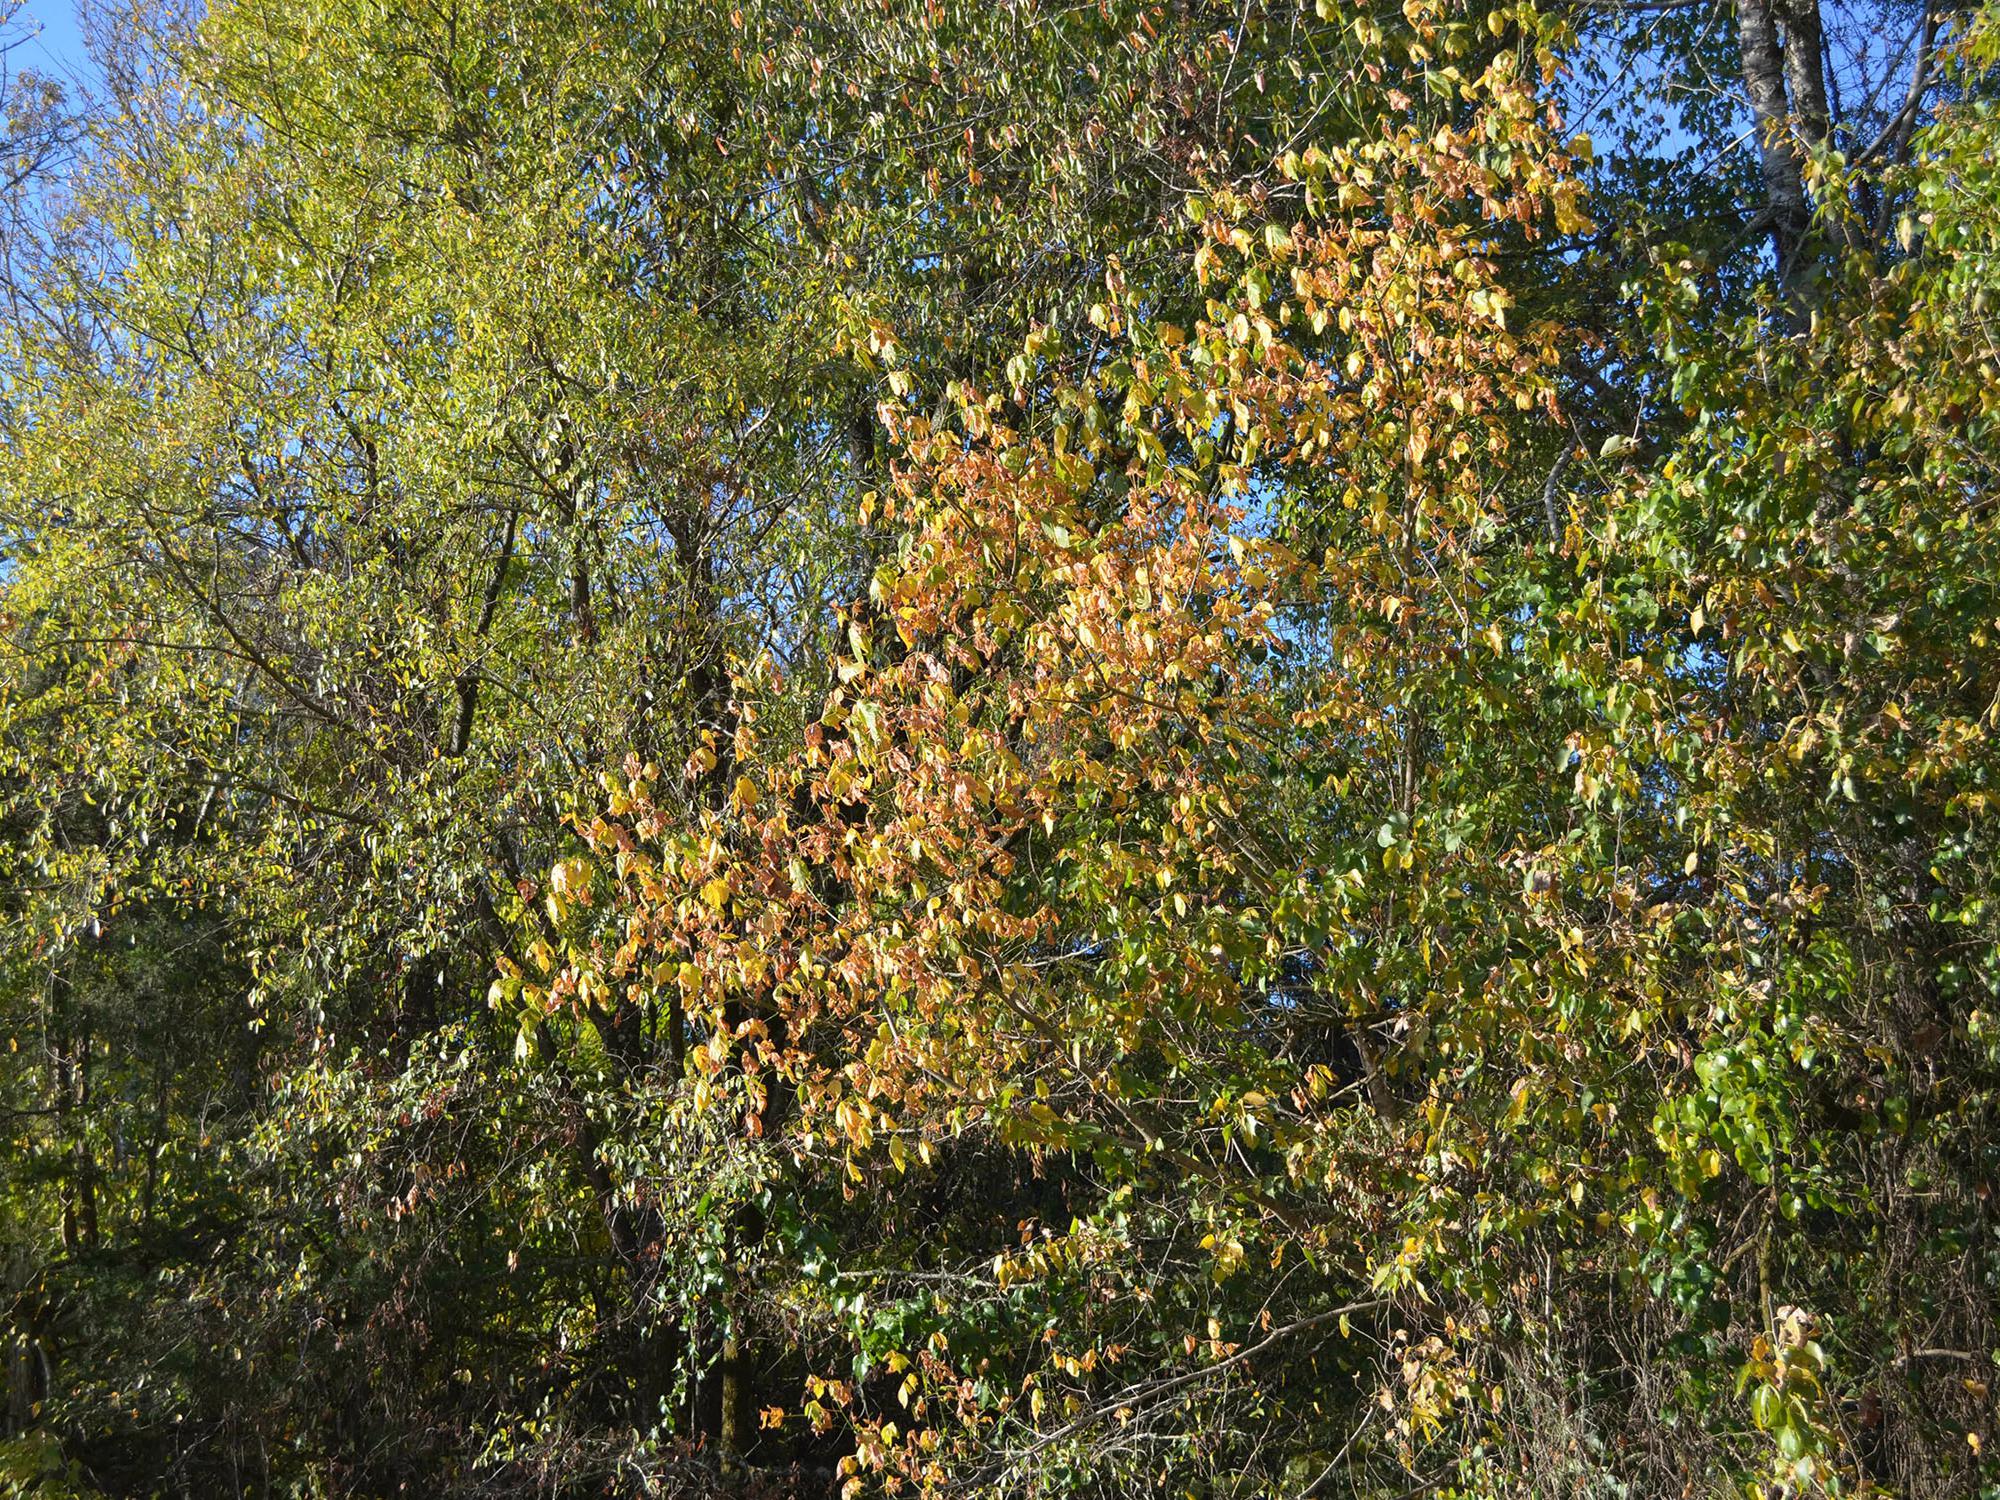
[2,0,1998,1494]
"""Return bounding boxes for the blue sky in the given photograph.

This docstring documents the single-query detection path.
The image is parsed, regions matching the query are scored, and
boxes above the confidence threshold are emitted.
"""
[14,0,96,91]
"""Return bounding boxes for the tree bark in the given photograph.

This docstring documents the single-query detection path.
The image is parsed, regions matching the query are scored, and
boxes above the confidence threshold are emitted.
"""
[1780,0,1832,149]
[718,1329,753,1476]
[1735,0,1810,273]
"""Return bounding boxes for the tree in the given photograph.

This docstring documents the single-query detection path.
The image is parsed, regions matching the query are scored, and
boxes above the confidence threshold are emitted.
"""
[2,0,1998,1494]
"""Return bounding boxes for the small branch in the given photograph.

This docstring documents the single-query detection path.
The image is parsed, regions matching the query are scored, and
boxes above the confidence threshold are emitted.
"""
[999,1296,1395,1468]
[1892,1348,1984,1369]
[448,505,520,758]
[1856,7,1938,171]
[1541,447,1571,549]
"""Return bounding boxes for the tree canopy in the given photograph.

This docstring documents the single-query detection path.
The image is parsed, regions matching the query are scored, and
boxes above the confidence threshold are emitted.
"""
[2,0,1999,1495]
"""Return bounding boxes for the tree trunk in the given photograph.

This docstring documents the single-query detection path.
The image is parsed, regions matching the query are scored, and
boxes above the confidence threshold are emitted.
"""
[1735,0,1810,273]
[1780,0,1831,149]
[718,1328,752,1476]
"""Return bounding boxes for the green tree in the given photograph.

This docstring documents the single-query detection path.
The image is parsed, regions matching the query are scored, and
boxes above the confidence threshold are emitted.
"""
[2,0,1998,1494]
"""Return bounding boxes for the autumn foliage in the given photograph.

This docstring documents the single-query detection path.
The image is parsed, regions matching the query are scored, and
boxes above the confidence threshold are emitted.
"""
[4,0,2000,1495]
